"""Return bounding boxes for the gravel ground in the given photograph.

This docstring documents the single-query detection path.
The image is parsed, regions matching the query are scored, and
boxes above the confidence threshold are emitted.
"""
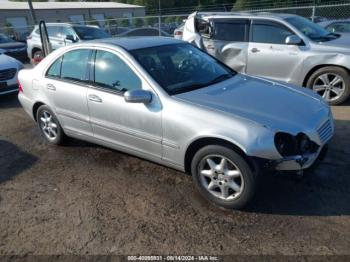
[0,93,349,256]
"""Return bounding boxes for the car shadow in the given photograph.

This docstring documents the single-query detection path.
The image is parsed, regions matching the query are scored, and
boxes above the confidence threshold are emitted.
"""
[0,140,38,184]
[242,119,350,216]
[0,93,20,109]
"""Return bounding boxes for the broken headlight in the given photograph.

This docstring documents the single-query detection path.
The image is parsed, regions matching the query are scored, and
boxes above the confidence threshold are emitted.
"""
[274,132,318,157]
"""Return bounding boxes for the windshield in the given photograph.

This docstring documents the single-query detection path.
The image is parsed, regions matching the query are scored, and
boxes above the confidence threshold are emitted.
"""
[131,43,236,95]
[0,33,14,44]
[285,16,339,42]
[73,26,109,40]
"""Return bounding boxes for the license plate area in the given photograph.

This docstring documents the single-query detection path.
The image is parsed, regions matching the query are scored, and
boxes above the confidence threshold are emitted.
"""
[0,82,8,89]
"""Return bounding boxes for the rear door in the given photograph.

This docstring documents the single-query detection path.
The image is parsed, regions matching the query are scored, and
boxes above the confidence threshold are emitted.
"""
[43,48,92,137]
[247,19,303,83]
[202,19,250,73]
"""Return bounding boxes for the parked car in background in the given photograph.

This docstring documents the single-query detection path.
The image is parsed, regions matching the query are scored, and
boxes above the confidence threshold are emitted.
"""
[27,23,110,63]
[154,23,178,34]
[0,48,23,95]
[318,19,350,34]
[183,12,350,105]
[116,27,171,37]
[18,37,333,209]
[0,33,27,62]
[107,26,130,36]
[310,16,328,23]
[174,22,185,39]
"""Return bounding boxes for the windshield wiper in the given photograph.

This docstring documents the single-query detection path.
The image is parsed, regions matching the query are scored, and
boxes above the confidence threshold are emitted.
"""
[170,73,234,95]
[206,73,233,86]
[170,83,207,95]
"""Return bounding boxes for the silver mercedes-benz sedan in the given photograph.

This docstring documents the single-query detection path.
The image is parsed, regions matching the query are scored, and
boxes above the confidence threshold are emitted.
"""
[18,37,333,209]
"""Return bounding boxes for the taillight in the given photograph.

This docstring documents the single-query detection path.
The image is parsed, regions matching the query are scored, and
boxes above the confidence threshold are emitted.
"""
[18,81,23,93]
[175,31,183,36]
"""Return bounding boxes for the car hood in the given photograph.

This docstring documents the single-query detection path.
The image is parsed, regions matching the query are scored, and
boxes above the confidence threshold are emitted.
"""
[0,42,26,50]
[0,54,21,70]
[316,33,350,48]
[174,74,328,133]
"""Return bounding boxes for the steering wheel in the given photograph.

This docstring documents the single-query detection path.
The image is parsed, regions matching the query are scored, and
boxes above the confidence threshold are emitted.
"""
[178,58,200,72]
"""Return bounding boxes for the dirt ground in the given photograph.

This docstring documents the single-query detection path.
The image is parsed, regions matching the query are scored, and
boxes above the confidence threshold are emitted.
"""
[0,93,349,256]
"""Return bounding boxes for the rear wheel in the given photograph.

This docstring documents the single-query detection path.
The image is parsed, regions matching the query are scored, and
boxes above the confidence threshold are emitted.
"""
[191,145,257,209]
[306,66,350,105]
[36,105,65,145]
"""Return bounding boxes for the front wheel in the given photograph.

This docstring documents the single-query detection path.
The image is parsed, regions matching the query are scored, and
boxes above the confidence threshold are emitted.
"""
[191,145,257,209]
[306,66,350,105]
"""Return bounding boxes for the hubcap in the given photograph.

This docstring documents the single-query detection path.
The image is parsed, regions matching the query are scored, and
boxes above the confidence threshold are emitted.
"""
[313,73,345,102]
[198,155,244,201]
[39,111,58,140]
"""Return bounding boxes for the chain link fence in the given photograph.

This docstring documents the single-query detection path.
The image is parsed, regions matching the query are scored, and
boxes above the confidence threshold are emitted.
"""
[1,1,350,43]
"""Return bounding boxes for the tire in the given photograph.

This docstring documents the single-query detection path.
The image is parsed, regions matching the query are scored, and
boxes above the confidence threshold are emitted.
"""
[306,66,350,105]
[31,50,43,65]
[191,145,257,210]
[36,105,66,145]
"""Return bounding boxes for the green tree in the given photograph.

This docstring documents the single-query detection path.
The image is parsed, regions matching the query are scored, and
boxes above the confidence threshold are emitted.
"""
[133,17,144,27]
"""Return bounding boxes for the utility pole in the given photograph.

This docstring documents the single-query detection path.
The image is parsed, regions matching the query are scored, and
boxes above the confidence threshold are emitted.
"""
[158,0,161,36]
[28,0,37,25]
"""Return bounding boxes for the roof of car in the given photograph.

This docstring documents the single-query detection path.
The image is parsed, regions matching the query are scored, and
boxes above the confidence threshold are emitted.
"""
[88,37,185,51]
[196,11,296,20]
[34,23,97,28]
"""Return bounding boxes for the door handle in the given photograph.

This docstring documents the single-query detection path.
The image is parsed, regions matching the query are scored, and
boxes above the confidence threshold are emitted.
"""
[251,48,260,53]
[47,84,56,91]
[88,94,102,103]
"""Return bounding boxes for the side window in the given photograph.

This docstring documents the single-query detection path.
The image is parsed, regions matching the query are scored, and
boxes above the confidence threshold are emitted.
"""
[251,22,293,44]
[327,23,350,33]
[213,22,247,42]
[47,26,61,38]
[62,27,76,38]
[94,50,142,92]
[61,49,91,82]
[46,57,62,78]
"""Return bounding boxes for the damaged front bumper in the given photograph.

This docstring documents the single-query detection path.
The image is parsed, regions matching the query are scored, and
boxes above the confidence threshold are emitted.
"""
[253,145,328,173]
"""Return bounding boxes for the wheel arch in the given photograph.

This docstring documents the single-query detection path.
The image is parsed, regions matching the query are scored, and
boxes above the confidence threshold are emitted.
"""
[303,64,350,87]
[184,137,256,175]
[32,101,45,121]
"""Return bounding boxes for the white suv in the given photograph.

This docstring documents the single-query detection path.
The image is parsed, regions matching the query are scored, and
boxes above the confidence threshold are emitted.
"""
[27,23,110,63]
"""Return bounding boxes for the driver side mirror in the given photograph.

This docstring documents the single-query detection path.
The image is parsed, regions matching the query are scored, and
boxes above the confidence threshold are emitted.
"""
[285,35,303,45]
[124,89,152,104]
[65,35,77,43]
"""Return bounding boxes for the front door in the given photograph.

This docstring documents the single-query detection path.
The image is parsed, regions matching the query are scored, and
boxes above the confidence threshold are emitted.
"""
[87,49,162,158]
[247,20,303,84]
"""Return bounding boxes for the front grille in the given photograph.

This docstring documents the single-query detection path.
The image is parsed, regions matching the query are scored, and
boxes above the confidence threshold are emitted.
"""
[317,119,333,143]
[0,68,17,81]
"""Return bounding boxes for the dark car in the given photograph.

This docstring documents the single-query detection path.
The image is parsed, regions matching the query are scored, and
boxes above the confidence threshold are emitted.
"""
[0,33,28,62]
[116,27,171,37]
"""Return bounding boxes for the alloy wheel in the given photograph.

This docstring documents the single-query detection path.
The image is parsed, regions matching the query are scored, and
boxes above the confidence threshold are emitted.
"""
[313,73,345,102]
[39,111,58,141]
[198,155,244,201]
